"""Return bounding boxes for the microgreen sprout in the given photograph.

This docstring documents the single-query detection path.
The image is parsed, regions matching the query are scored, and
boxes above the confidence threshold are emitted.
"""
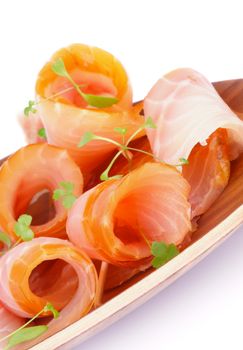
[24,85,84,117]
[114,127,127,135]
[38,128,46,139]
[137,227,180,269]
[78,131,121,149]
[114,127,127,144]
[14,214,34,242]
[179,157,189,165]
[53,181,77,209]
[143,116,157,129]
[78,131,95,147]
[100,150,124,181]
[173,157,190,167]
[23,82,99,119]
[0,302,59,349]
[3,326,48,350]
[51,58,118,108]
[0,216,35,257]
[78,117,160,181]
[151,241,179,268]
[43,302,60,319]
[24,101,37,117]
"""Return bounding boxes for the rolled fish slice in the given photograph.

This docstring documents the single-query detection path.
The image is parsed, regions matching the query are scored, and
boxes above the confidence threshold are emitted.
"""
[0,237,97,348]
[144,68,243,217]
[35,44,145,186]
[67,162,191,268]
[0,143,83,242]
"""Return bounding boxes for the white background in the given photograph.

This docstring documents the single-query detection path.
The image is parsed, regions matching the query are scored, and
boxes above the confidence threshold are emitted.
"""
[1,1,243,349]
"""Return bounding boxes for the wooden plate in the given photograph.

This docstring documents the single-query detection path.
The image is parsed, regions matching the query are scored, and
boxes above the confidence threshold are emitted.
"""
[6,80,243,349]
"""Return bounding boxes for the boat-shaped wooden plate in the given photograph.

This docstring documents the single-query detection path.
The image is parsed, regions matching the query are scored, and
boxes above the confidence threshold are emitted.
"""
[12,79,243,349]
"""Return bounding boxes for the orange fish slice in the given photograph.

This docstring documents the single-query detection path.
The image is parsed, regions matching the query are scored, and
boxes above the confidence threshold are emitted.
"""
[35,44,145,186]
[67,162,191,268]
[144,68,243,218]
[183,129,230,217]
[0,237,97,348]
[0,144,83,241]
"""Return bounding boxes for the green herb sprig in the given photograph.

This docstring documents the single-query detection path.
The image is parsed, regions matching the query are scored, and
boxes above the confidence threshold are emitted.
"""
[24,101,37,117]
[38,128,46,139]
[1,302,59,350]
[53,181,77,209]
[138,227,180,269]
[179,158,189,165]
[24,83,87,117]
[151,241,179,268]
[0,215,35,256]
[14,214,34,242]
[51,58,118,108]
[78,117,188,181]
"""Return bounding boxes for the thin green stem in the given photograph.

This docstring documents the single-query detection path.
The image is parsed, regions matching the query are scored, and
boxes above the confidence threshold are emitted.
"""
[125,127,144,147]
[64,74,86,100]
[36,84,86,107]
[0,307,45,343]
[101,149,124,179]
[126,147,186,168]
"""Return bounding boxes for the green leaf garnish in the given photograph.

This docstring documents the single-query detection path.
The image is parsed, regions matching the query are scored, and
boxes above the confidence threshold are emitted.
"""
[143,116,157,129]
[44,302,60,319]
[1,302,59,349]
[18,214,32,226]
[52,188,65,200]
[51,58,118,108]
[4,326,48,350]
[59,181,74,192]
[78,131,95,148]
[38,128,46,139]
[114,127,127,135]
[151,241,179,269]
[51,58,69,78]
[0,232,11,249]
[24,100,37,117]
[53,181,77,209]
[76,115,154,182]
[14,215,34,241]
[100,171,123,181]
[83,94,118,108]
[179,158,189,165]
[62,194,77,209]
[151,241,167,257]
